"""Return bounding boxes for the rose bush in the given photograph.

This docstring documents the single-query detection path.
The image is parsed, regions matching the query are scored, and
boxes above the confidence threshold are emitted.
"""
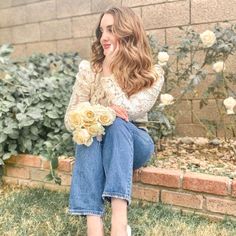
[148,23,236,140]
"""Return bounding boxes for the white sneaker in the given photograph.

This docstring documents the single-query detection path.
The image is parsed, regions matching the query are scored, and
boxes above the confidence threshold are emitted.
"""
[127,225,131,236]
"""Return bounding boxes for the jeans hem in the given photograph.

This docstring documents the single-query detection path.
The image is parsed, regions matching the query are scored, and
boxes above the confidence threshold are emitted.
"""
[102,192,131,205]
[68,209,104,216]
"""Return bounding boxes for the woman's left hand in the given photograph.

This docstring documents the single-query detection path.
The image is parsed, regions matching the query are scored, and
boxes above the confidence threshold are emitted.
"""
[110,104,129,122]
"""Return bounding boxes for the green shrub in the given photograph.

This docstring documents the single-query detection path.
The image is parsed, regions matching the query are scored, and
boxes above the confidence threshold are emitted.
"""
[0,44,81,183]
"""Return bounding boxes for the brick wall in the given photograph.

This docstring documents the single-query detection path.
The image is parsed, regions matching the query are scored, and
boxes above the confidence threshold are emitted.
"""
[2,154,236,220]
[0,0,236,137]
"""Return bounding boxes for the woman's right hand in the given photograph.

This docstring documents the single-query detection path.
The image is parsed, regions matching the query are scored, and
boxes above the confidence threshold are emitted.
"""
[110,104,129,122]
[102,42,120,77]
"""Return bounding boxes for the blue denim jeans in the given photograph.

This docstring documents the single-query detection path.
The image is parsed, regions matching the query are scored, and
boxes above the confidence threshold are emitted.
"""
[68,117,154,216]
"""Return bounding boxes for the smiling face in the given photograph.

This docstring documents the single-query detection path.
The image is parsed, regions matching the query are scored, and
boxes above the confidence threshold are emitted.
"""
[99,14,118,56]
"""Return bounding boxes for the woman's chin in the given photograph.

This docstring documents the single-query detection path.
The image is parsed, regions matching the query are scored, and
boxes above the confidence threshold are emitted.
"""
[103,50,108,56]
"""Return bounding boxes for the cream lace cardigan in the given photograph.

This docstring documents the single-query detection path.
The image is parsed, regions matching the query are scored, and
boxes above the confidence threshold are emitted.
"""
[64,60,165,132]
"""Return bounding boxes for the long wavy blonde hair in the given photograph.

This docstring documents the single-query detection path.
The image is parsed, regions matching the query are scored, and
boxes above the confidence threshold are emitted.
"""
[91,6,159,97]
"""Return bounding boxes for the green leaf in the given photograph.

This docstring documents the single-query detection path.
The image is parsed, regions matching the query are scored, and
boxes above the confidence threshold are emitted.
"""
[3,126,14,135]
[23,138,32,151]
[2,153,12,160]
[19,118,34,128]
[16,113,27,121]
[8,143,17,152]
[8,130,19,139]
[6,95,15,102]
[46,111,59,119]
[30,126,38,136]
[44,173,53,181]
[16,103,26,113]
[2,100,14,108]
[0,158,4,165]
[0,44,13,57]
[54,176,61,185]
[27,107,43,119]
[44,141,53,149]
[0,133,7,143]
[50,158,58,169]
[62,133,71,141]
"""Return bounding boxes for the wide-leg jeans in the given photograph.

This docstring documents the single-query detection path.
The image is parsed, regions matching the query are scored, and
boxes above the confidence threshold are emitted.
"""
[69,118,154,216]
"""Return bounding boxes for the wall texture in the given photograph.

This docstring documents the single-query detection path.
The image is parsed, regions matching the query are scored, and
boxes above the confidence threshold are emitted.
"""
[0,0,236,137]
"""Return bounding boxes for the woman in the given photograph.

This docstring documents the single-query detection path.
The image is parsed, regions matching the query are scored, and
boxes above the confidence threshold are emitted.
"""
[64,6,164,236]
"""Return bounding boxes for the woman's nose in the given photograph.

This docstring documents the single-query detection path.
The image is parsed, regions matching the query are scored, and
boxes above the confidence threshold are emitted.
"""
[101,31,108,42]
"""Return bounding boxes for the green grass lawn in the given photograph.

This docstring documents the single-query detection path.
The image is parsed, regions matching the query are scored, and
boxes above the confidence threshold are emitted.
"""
[0,184,236,236]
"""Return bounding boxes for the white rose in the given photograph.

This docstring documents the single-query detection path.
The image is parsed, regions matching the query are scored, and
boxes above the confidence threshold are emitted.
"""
[73,128,93,146]
[160,94,174,106]
[223,97,236,115]
[98,108,116,126]
[87,123,105,136]
[212,61,225,73]
[68,110,83,130]
[200,30,216,48]
[74,102,96,123]
[158,52,169,66]
[158,61,167,66]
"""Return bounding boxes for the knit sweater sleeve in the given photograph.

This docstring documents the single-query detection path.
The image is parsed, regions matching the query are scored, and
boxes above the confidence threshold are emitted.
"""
[64,60,94,132]
[100,65,165,121]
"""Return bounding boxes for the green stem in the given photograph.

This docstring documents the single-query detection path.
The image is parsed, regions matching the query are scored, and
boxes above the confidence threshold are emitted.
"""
[214,95,227,140]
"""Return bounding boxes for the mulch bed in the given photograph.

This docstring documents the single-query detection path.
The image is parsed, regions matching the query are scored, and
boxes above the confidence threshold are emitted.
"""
[150,137,236,179]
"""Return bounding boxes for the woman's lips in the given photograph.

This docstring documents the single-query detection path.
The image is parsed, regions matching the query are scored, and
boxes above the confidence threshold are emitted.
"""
[103,44,111,49]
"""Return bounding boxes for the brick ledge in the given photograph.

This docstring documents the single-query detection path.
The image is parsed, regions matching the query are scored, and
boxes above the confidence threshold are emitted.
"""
[2,154,236,220]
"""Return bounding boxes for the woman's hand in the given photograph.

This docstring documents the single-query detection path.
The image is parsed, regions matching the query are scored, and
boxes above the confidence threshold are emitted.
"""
[110,104,129,122]
[102,42,120,77]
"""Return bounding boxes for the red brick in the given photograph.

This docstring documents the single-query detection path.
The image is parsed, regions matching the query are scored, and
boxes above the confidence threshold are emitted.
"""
[43,183,62,191]
[161,190,204,209]
[2,176,18,185]
[29,181,44,189]
[58,173,71,186]
[206,197,236,217]
[58,158,73,172]
[133,168,142,182]
[232,179,236,197]
[42,159,50,169]
[42,158,74,172]
[30,169,50,181]
[132,184,160,202]
[6,154,41,167]
[181,208,224,221]
[6,166,30,179]
[183,172,230,195]
[18,179,31,186]
[71,160,75,170]
[141,167,182,188]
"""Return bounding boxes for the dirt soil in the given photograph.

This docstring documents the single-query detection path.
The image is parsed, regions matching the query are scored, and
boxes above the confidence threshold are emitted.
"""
[150,137,236,179]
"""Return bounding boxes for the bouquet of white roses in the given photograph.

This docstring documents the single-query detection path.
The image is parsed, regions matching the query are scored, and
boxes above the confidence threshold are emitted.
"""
[68,102,116,146]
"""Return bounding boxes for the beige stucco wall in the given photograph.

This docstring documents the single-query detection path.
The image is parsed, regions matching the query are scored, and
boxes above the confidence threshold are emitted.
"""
[0,0,236,137]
